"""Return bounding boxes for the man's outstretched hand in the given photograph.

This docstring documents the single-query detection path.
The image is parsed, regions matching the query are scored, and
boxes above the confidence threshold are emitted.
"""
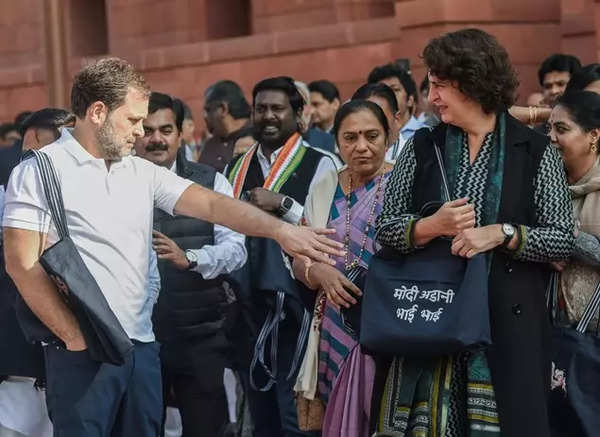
[275,223,343,265]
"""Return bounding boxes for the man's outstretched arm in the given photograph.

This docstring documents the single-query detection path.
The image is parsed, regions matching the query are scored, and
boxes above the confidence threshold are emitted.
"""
[174,184,343,264]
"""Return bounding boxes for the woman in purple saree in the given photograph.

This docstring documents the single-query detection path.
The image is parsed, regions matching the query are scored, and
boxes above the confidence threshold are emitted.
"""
[293,99,394,436]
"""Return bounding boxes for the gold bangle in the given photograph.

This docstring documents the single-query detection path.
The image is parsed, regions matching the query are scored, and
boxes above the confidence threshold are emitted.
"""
[304,260,315,289]
[532,106,538,125]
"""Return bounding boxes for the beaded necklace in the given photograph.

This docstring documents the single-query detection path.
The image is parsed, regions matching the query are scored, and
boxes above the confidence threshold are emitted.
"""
[344,172,384,271]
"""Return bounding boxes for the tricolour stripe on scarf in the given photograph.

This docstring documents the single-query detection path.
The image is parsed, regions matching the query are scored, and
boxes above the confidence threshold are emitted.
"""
[262,132,302,191]
[272,145,306,192]
[227,154,243,186]
[229,134,304,198]
[229,144,258,198]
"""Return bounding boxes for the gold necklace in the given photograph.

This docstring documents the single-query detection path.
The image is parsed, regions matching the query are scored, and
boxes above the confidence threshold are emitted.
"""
[344,172,384,271]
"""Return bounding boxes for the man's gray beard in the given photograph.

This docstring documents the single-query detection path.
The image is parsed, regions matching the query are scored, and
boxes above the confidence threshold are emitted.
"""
[96,119,122,161]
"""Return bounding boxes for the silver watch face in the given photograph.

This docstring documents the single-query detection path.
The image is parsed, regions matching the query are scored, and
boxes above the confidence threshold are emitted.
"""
[185,250,198,263]
[502,223,515,237]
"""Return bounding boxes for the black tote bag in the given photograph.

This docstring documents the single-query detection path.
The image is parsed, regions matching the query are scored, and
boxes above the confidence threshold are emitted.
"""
[359,142,491,357]
[15,150,133,365]
[548,273,600,437]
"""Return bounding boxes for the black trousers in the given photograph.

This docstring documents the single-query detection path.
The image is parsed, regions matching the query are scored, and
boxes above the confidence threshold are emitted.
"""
[160,341,229,437]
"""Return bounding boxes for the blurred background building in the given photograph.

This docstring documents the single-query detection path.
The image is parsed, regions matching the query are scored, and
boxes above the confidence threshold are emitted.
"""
[0,0,597,133]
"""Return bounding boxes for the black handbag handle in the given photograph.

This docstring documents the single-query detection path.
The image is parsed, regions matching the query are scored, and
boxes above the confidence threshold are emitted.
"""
[547,271,559,324]
[432,140,452,203]
[24,150,69,239]
[374,138,452,243]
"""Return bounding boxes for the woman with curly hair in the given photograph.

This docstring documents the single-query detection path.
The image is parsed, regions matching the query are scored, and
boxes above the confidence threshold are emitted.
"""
[372,28,574,436]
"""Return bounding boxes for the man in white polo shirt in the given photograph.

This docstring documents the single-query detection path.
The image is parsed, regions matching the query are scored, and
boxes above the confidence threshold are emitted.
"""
[2,58,342,437]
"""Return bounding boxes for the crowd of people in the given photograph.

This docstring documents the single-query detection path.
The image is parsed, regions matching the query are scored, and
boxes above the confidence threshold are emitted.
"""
[0,26,599,437]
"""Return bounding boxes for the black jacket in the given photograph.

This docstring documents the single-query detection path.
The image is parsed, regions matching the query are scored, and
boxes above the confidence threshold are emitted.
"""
[152,149,231,366]
[410,115,562,436]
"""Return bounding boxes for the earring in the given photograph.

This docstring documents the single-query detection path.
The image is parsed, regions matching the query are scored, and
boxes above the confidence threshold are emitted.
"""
[592,144,598,153]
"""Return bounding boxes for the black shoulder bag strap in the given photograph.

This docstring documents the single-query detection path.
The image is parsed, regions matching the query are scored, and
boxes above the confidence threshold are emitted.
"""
[25,150,69,239]
[433,140,451,203]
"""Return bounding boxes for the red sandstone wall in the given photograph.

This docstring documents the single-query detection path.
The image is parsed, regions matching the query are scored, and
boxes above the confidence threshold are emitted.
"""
[0,0,44,67]
[106,0,250,59]
[250,0,395,32]
[594,0,600,60]
[561,0,596,65]
[0,0,597,124]
[393,0,563,102]
[0,0,47,121]
[141,28,400,123]
[70,0,109,57]
[135,18,399,132]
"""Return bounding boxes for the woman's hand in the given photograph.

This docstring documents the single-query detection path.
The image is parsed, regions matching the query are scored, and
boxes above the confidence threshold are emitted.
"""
[432,197,476,237]
[413,198,476,246]
[451,225,504,258]
[309,263,362,309]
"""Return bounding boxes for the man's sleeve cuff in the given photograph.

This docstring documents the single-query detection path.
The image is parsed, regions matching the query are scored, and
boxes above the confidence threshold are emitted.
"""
[2,218,50,234]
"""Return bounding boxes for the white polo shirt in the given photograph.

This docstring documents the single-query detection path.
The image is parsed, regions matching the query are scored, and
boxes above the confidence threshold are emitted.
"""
[2,129,193,342]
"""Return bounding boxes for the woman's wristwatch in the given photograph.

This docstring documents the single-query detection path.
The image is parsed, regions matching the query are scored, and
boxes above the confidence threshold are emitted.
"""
[501,223,517,249]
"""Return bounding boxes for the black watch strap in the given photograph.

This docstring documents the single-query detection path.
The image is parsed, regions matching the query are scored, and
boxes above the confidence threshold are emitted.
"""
[501,224,518,249]
[185,250,198,270]
[278,196,293,216]
[187,260,198,270]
